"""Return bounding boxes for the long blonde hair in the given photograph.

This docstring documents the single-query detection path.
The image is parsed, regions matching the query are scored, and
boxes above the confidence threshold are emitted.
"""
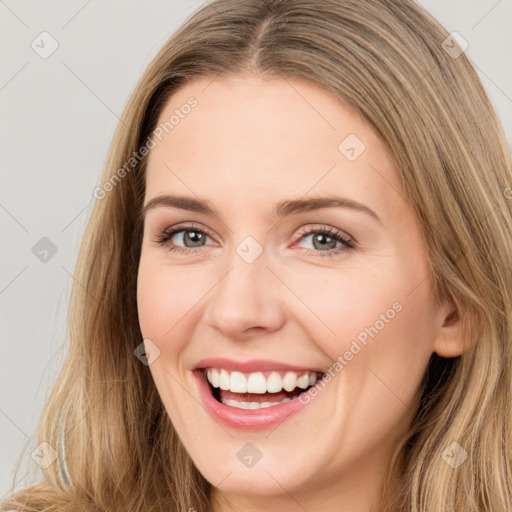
[3,1,512,510]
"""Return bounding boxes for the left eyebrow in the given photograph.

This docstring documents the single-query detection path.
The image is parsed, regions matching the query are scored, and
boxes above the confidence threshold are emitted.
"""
[140,194,382,225]
[141,195,215,219]
[274,196,382,225]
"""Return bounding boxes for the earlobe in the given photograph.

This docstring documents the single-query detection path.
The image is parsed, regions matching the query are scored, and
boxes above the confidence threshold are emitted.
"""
[432,299,468,358]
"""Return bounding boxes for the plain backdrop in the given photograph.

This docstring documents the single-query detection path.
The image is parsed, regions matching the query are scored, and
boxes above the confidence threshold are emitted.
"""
[1,0,511,499]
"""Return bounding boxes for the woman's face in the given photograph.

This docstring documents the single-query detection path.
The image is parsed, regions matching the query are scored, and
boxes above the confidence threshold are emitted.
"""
[137,73,459,509]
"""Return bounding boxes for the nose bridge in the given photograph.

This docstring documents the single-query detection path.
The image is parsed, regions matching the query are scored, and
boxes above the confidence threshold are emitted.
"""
[204,236,284,335]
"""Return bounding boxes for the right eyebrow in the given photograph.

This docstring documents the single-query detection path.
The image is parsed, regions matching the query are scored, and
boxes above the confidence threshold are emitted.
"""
[141,195,215,219]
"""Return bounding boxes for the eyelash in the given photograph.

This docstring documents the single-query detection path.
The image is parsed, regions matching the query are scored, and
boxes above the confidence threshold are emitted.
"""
[153,222,355,258]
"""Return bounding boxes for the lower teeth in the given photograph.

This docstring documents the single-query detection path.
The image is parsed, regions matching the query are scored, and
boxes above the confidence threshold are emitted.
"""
[221,397,292,409]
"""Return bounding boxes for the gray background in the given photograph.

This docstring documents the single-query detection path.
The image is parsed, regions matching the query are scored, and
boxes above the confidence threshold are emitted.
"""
[1,0,511,498]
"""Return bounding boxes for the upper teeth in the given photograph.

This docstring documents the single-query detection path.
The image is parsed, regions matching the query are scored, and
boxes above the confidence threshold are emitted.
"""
[205,369,319,394]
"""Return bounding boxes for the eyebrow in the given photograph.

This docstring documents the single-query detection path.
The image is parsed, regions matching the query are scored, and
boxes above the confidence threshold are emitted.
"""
[140,194,382,225]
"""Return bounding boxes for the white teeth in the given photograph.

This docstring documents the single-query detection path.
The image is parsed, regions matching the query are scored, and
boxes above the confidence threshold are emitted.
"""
[266,371,283,393]
[206,368,320,394]
[230,371,247,393]
[221,397,292,409]
[296,374,310,389]
[247,372,267,394]
[283,371,297,392]
[209,369,219,388]
[219,369,230,390]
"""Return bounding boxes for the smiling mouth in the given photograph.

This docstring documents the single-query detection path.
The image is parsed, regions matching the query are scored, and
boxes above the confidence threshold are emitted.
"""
[202,368,325,410]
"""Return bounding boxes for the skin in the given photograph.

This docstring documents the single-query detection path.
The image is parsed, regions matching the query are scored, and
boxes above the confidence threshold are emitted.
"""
[136,72,465,512]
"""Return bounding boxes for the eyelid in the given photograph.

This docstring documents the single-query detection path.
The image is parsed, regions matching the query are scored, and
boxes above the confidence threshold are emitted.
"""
[153,221,355,256]
[154,221,216,243]
[293,224,354,245]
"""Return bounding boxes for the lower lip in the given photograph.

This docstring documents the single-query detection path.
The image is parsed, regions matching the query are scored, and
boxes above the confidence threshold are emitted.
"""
[193,370,319,431]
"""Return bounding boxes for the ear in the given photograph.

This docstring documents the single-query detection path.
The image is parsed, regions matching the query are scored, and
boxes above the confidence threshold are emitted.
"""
[432,295,468,358]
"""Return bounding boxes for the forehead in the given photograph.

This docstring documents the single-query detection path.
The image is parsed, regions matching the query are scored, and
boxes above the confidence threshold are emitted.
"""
[144,73,404,221]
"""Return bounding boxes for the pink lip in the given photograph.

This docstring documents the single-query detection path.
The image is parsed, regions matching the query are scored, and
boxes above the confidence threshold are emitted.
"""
[192,368,323,431]
[193,357,324,373]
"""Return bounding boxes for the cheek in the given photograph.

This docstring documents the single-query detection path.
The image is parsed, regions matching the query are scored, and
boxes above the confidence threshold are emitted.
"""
[136,257,202,344]
[292,263,435,391]
[286,265,405,353]
[302,274,435,451]
[137,267,167,343]
[136,258,197,412]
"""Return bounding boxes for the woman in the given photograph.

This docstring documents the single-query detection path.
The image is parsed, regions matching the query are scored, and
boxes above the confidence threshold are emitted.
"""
[3,0,512,511]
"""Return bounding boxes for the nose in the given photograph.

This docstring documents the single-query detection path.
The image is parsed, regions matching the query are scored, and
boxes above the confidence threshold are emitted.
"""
[203,247,287,339]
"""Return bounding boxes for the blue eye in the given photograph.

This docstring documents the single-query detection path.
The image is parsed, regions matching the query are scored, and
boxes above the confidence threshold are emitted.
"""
[153,223,355,257]
[154,223,213,254]
[294,225,355,257]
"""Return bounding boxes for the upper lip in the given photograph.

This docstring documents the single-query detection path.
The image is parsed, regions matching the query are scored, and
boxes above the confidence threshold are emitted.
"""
[193,357,325,373]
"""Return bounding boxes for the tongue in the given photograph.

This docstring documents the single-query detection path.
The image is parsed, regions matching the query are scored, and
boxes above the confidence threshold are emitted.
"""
[219,388,303,403]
